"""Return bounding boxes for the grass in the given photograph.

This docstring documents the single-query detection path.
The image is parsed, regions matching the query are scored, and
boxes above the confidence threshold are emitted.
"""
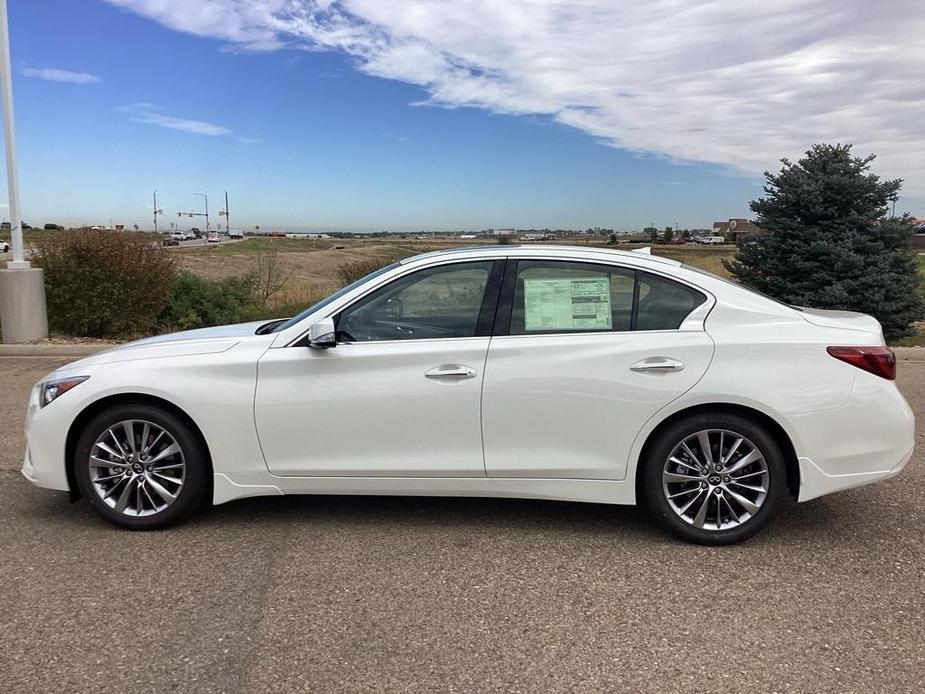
[0,228,62,245]
[651,244,735,277]
[177,235,478,258]
[180,236,336,256]
[895,253,925,346]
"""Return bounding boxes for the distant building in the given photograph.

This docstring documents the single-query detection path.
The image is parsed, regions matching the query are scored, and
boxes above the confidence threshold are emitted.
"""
[911,218,925,249]
[712,218,760,243]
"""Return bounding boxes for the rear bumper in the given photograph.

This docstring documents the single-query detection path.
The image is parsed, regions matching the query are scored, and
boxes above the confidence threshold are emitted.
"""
[792,371,915,502]
[797,444,913,502]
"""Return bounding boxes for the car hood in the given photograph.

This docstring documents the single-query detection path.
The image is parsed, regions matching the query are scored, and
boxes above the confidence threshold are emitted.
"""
[797,307,884,338]
[52,321,269,374]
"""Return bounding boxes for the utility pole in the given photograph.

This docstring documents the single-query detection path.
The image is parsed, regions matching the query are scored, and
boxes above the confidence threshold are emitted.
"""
[218,191,230,235]
[194,192,209,232]
[0,0,47,341]
[153,190,163,232]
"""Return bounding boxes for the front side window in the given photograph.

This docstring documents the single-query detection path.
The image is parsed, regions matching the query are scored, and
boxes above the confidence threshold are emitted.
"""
[335,261,495,342]
[504,261,706,335]
[271,261,401,333]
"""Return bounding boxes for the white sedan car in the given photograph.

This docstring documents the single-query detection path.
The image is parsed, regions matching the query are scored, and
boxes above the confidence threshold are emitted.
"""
[21,246,914,544]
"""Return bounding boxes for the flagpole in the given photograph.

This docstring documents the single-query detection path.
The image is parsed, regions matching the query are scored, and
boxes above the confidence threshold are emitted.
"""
[0,0,47,342]
[0,0,25,268]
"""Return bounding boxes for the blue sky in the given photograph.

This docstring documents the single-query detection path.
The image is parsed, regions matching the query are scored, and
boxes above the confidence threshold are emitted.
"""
[3,0,923,231]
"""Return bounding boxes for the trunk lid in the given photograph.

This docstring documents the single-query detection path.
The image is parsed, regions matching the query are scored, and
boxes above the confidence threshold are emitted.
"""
[797,307,884,339]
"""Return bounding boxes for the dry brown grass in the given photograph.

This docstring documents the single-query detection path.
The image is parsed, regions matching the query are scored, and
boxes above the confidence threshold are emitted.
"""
[177,237,475,302]
[651,244,736,277]
[176,237,740,315]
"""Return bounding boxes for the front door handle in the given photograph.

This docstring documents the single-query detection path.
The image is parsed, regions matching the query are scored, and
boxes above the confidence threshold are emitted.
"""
[425,364,478,380]
[630,357,684,373]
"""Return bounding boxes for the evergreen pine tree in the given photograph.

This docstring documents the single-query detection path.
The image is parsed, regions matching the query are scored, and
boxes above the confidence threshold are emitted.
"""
[724,144,924,340]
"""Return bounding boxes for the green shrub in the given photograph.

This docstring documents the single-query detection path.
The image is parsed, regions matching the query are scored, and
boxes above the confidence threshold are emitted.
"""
[33,230,177,338]
[159,271,262,331]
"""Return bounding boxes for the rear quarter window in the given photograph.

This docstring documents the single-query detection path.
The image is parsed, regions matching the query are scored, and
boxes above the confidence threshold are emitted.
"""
[635,272,707,331]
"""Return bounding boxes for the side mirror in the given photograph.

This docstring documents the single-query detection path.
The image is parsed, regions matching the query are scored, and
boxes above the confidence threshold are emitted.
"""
[308,317,337,349]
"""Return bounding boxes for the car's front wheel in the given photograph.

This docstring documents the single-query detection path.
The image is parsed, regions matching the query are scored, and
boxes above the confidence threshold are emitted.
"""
[74,403,209,529]
[643,412,786,545]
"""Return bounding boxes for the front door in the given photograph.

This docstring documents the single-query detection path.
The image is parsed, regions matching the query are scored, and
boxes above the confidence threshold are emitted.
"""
[255,260,502,477]
[481,260,715,480]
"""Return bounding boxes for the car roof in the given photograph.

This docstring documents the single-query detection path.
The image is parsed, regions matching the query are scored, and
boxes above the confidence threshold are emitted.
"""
[400,244,681,268]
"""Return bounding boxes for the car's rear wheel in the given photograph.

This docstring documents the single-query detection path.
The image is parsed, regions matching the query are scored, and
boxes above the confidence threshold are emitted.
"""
[643,412,786,545]
[74,403,209,529]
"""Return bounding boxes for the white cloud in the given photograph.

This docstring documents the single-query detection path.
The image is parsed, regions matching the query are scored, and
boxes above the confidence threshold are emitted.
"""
[117,102,232,136]
[20,66,101,84]
[135,112,232,136]
[106,0,925,195]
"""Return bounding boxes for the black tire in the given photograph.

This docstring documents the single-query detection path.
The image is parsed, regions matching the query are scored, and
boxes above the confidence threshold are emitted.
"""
[74,403,209,530]
[642,412,786,545]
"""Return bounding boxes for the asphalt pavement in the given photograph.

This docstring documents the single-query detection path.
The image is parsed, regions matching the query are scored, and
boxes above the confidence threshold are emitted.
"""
[1,353,923,693]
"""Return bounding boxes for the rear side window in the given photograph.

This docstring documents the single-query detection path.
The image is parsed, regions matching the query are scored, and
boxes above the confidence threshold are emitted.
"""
[501,261,706,335]
[509,261,635,335]
[636,271,707,331]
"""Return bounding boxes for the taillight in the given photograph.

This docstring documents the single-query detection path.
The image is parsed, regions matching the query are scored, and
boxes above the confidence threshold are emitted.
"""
[826,346,896,380]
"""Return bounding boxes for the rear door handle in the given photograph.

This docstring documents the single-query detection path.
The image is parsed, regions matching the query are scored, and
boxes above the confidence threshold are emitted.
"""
[425,364,478,380]
[630,357,684,373]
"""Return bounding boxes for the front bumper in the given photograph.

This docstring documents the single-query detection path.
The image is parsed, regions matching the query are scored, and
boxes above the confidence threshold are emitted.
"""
[21,383,71,492]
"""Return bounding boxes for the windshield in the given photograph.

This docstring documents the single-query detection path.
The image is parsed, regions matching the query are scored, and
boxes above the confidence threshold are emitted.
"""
[270,261,402,333]
[681,264,803,312]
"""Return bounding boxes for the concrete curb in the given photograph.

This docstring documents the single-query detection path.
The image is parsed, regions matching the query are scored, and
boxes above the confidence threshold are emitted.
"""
[0,343,116,357]
[896,347,925,363]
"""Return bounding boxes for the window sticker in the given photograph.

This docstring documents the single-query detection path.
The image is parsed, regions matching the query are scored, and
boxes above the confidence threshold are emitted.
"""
[523,276,612,331]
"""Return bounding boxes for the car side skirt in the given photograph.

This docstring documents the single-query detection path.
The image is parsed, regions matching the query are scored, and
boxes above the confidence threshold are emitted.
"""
[213,472,638,507]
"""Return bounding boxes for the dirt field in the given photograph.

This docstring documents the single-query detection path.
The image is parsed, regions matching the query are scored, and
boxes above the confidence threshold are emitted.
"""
[174,237,737,307]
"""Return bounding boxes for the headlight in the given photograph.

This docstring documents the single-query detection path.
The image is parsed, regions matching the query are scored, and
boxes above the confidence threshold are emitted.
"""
[40,376,89,408]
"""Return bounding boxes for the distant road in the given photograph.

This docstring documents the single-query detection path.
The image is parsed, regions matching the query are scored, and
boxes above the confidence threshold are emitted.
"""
[166,237,248,250]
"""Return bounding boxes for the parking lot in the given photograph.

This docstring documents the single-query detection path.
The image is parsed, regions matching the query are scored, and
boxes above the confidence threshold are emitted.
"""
[1,352,923,693]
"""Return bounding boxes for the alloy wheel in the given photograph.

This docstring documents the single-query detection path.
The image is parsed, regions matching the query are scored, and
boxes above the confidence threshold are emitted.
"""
[88,419,186,517]
[661,429,769,531]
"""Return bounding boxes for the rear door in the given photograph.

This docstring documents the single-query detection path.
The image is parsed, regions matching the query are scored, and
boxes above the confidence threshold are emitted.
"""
[481,259,715,480]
